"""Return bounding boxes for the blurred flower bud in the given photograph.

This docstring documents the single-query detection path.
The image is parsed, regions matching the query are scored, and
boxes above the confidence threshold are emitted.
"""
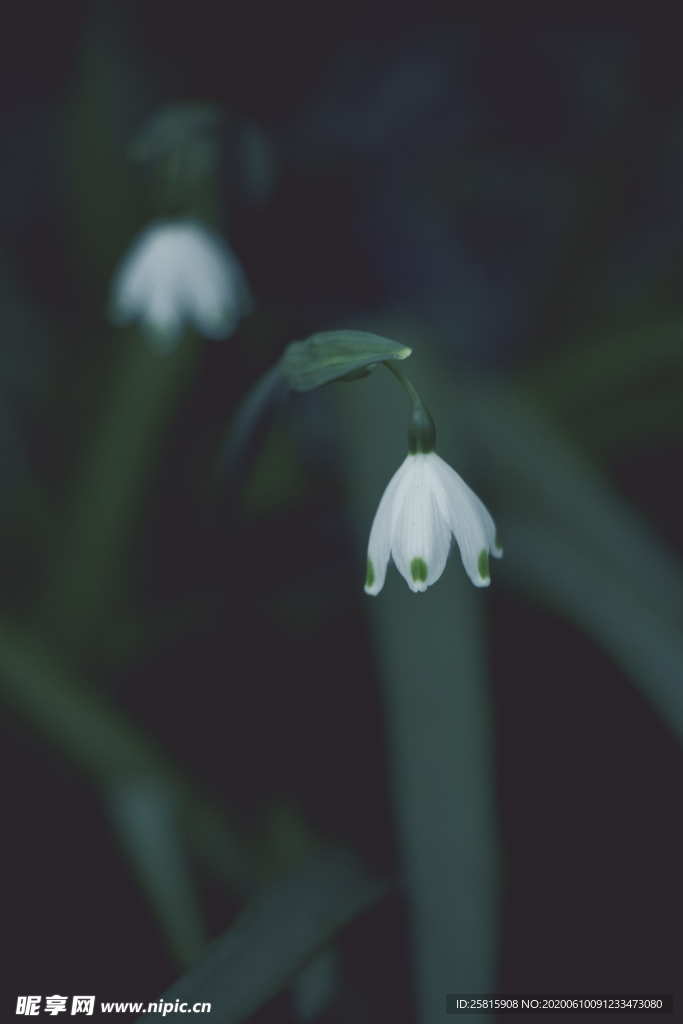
[110,219,251,349]
[130,104,223,207]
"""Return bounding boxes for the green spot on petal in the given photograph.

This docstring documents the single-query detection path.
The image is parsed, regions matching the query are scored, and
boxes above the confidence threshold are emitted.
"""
[478,549,490,580]
[495,531,502,552]
[365,559,375,589]
[410,557,428,583]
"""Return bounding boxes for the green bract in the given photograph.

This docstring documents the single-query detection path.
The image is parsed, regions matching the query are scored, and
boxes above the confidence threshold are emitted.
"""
[280,330,411,392]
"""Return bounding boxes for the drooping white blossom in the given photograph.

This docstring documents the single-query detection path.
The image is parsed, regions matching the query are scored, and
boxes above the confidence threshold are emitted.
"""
[110,219,250,348]
[365,451,502,595]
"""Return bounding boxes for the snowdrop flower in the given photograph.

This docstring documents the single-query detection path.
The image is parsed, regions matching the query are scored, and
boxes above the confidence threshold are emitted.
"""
[365,451,502,595]
[110,219,250,349]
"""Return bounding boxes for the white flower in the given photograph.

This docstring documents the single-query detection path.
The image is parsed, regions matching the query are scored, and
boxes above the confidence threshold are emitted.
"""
[365,451,502,595]
[110,219,250,348]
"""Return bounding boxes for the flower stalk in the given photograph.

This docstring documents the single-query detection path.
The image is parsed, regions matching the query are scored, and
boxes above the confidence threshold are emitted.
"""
[382,360,436,454]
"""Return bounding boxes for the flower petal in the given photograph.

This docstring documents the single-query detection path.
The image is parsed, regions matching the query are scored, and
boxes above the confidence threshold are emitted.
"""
[364,458,408,595]
[431,454,493,587]
[468,487,503,558]
[390,455,451,593]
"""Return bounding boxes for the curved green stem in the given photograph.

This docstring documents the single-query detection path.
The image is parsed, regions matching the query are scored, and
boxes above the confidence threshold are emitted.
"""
[382,361,436,453]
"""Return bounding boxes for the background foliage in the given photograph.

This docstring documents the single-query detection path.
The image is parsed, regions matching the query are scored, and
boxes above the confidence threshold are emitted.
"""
[2,7,681,1022]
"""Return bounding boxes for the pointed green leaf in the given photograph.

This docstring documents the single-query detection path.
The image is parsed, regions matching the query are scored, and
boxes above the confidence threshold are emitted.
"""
[141,851,386,1024]
[279,330,411,392]
[506,520,683,745]
[110,778,206,966]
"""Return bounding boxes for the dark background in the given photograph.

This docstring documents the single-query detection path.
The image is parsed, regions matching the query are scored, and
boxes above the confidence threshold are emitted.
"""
[1,6,681,1022]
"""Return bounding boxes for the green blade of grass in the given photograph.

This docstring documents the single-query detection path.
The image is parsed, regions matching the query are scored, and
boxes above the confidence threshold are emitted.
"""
[140,850,387,1024]
[40,334,199,658]
[461,384,683,632]
[505,519,683,743]
[109,777,206,966]
[0,617,250,947]
[455,382,683,743]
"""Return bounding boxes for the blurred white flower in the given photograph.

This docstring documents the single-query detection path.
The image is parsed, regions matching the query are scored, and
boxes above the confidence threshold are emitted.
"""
[365,451,502,595]
[110,219,250,348]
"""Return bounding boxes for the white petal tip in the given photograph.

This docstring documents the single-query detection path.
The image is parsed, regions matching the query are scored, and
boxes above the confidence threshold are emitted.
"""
[476,549,493,584]
[409,557,429,589]
[364,559,383,595]
[463,549,493,587]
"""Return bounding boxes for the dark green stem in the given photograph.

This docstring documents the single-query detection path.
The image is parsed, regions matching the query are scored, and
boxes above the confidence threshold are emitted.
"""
[382,361,436,453]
